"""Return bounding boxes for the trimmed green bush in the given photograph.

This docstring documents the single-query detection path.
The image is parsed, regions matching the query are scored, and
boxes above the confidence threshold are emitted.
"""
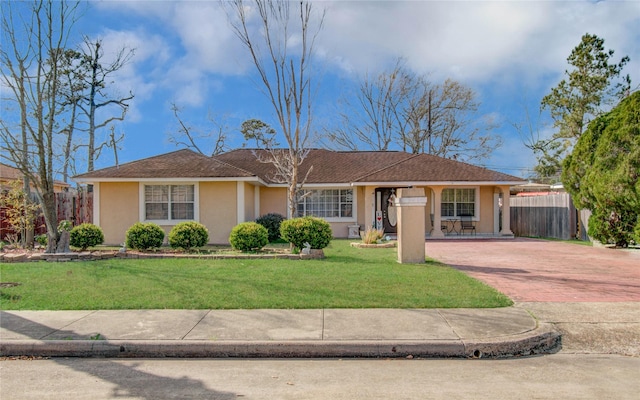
[280,216,332,250]
[229,222,269,252]
[125,222,165,251]
[69,223,104,251]
[168,221,209,250]
[256,213,286,242]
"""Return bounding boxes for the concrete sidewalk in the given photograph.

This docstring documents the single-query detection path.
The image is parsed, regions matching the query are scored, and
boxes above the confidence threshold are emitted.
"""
[0,308,560,359]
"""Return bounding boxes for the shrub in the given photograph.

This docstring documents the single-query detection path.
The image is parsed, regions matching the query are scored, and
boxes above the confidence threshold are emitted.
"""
[125,222,165,250]
[35,234,48,247]
[280,216,332,250]
[255,213,286,242]
[229,222,269,252]
[69,223,105,251]
[168,221,209,250]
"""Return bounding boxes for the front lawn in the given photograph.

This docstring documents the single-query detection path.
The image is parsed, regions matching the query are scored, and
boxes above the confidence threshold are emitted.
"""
[0,240,512,310]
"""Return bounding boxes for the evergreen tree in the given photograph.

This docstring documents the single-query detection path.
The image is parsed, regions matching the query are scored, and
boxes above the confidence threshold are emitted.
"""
[562,92,639,247]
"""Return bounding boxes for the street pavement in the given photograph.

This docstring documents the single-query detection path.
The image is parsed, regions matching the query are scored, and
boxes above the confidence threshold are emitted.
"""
[2,355,639,399]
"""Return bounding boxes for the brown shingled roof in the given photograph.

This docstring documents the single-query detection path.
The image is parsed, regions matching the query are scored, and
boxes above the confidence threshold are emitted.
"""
[0,162,23,180]
[73,148,524,184]
[1,161,70,188]
[214,149,523,184]
[354,153,523,183]
[73,149,255,180]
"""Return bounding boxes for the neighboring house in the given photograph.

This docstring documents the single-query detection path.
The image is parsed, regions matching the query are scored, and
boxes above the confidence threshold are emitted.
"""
[0,162,70,193]
[73,148,526,245]
[1,162,73,240]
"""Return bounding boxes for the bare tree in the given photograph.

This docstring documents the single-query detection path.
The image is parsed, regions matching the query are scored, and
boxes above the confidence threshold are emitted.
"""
[0,0,81,252]
[326,61,501,162]
[75,37,134,172]
[55,48,86,182]
[407,79,500,161]
[0,1,37,246]
[326,59,412,151]
[168,103,228,156]
[225,0,325,217]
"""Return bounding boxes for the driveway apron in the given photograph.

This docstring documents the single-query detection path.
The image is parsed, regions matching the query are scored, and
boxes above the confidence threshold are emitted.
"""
[425,238,640,302]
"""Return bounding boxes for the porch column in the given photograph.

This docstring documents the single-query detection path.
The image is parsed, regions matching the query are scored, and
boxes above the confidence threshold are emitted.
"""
[431,187,445,238]
[237,182,245,225]
[500,186,513,235]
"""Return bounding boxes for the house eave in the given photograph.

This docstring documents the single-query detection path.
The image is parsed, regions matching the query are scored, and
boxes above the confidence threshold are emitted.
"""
[73,176,266,185]
[351,180,527,187]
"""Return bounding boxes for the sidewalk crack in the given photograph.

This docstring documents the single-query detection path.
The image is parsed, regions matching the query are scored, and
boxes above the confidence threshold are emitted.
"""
[437,310,461,339]
[181,310,211,340]
[41,310,97,340]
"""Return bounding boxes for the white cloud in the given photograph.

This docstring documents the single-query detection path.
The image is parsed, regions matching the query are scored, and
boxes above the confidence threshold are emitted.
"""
[319,1,640,86]
[167,3,249,75]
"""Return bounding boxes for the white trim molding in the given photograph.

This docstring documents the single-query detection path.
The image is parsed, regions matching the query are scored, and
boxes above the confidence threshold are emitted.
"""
[138,182,200,225]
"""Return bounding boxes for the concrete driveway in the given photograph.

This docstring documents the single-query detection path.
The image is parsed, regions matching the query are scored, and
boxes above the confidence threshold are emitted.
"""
[425,238,640,302]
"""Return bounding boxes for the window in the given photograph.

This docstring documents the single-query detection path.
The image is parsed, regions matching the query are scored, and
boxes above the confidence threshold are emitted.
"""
[144,184,194,221]
[297,189,353,219]
[441,188,475,218]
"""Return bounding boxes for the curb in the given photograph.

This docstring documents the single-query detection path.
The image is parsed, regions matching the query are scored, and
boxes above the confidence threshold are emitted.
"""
[0,324,561,359]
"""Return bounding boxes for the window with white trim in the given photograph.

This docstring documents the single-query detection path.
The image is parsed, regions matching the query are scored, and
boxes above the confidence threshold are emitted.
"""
[441,188,475,218]
[144,184,194,221]
[297,189,353,219]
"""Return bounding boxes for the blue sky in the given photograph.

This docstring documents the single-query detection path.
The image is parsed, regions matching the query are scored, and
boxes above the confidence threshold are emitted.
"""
[55,1,640,177]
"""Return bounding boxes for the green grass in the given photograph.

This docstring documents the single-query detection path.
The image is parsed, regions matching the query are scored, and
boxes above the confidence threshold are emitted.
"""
[0,240,512,310]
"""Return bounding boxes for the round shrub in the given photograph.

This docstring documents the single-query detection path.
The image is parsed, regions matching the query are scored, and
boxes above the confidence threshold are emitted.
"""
[125,222,165,250]
[168,221,209,250]
[229,222,269,252]
[255,213,286,242]
[280,216,332,250]
[69,223,104,251]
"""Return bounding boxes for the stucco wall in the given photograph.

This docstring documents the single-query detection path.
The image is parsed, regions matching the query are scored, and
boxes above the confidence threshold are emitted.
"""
[243,182,255,222]
[260,187,287,217]
[199,181,237,244]
[99,182,139,245]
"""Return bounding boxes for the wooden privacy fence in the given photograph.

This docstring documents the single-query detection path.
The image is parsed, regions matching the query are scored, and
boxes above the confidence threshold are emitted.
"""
[510,193,589,240]
[1,191,93,240]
